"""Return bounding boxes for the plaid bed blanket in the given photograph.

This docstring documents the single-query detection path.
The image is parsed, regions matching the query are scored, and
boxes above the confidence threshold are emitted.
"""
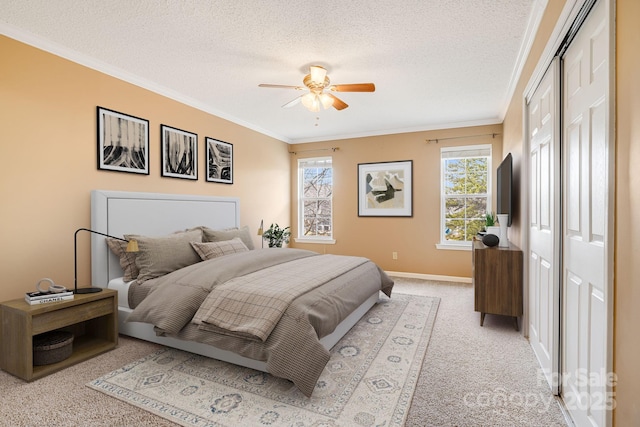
[193,254,368,341]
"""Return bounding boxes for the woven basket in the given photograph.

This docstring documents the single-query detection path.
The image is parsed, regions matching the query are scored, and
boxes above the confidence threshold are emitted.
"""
[33,331,74,366]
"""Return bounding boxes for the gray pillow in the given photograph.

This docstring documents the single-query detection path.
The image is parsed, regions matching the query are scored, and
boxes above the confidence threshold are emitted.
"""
[202,225,255,250]
[126,229,202,283]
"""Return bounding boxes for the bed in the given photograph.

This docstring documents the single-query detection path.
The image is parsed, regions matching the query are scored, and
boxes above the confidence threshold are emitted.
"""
[89,190,394,397]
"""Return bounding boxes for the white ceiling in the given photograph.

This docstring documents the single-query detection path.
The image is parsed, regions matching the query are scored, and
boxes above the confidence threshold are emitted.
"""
[1,0,543,143]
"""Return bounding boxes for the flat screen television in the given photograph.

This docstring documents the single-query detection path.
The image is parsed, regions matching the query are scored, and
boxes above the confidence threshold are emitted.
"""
[496,153,512,227]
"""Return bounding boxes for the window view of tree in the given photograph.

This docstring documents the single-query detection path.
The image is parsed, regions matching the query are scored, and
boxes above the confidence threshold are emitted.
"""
[441,147,490,243]
[299,158,332,238]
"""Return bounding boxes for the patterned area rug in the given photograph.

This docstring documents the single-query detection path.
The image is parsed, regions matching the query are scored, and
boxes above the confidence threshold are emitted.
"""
[88,293,439,426]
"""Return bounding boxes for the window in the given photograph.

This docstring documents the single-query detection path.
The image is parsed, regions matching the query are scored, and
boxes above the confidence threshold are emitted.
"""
[297,157,333,242]
[438,145,491,248]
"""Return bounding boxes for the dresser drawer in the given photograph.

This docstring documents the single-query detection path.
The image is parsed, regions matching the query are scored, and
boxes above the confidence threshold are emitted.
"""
[32,298,113,335]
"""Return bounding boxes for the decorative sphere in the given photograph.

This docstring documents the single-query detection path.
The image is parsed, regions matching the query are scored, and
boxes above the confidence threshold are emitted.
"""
[482,234,500,247]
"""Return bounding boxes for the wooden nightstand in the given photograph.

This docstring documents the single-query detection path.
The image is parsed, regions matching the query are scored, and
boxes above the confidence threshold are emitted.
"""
[0,288,118,381]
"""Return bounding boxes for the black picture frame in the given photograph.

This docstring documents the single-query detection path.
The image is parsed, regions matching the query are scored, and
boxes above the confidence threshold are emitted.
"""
[358,160,413,217]
[206,137,233,184]
[97,106,149,174]
[161,124,198,180]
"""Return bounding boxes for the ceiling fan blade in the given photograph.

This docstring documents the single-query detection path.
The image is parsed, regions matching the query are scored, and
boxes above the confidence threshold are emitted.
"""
[282,95,302,108]
[259,84,305,90]
[329,83,376,92]
[326,93,348,110]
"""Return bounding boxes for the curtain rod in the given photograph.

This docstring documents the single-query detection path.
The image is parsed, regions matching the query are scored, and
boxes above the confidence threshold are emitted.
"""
[289,147,339,155]
[426,133,500,144]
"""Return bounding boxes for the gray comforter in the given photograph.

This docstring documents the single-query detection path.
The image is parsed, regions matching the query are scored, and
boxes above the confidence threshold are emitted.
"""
[126,248,394,396]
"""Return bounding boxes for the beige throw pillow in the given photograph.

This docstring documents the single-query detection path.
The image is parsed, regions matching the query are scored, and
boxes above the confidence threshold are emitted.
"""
[127,229,203,283]
[202,225,255,250]
[190,238,249,260]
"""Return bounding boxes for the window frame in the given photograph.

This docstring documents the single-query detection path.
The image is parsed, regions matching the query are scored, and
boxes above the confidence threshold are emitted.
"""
[437,144,492,250]
[295,156,335,244]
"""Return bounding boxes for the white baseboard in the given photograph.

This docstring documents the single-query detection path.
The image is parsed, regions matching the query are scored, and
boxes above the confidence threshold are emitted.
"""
[385,271,472,284]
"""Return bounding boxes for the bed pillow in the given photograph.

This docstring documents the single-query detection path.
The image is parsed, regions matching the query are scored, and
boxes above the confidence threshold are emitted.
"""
[106,238,139,282]
[126,229,203,283]
[190,238,249,260]
[202,225,255,250]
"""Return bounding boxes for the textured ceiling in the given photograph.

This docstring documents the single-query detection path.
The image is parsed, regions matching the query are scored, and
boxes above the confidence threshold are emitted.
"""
[1,0,542,143]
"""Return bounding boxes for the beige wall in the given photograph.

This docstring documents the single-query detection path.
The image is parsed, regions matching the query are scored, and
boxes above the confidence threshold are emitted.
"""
[613,0,640,424]
[0,36,291,302]
[501,0,640,424]
[289,125,503,278]
[502,0,568,250]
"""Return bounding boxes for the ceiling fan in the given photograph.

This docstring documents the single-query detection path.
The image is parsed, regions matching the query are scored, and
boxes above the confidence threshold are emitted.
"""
[259,65,375,112]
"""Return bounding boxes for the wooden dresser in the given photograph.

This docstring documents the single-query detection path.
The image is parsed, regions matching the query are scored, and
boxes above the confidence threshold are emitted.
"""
[472,238,523,330]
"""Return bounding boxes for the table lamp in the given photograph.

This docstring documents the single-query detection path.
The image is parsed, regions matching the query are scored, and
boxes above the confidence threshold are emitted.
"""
[74,228,138,294]
[257,219,264,248]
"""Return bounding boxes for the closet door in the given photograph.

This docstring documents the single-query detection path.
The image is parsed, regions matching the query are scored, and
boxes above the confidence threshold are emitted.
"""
[527,58,560,394]
[561,0,610,425]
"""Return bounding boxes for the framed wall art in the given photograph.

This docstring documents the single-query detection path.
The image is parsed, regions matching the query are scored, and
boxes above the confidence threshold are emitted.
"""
[161,124,197,180]
[358,160,413,217]
[206,137,233,184]
[97,106,149,174]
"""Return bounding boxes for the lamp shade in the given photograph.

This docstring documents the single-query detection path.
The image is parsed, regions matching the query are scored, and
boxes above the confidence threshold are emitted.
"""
[320,93,334,109]
[309,65,327,85]
[125,239,139,252]
[301,93,320,112]
[74,228,138,294]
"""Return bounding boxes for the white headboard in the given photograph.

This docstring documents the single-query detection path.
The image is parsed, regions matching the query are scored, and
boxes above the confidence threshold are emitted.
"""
[90,190,240,286]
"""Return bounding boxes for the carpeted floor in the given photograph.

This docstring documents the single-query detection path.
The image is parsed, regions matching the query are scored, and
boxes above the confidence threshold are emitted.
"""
[0,278,568,426]
[397,278,568,427]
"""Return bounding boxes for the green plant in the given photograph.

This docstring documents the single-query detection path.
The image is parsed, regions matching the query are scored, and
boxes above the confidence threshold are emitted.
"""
[262,223,291,248]
[485,212,497,227]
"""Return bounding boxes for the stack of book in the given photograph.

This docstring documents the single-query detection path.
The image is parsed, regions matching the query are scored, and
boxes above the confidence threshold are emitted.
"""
[25,290,74,305]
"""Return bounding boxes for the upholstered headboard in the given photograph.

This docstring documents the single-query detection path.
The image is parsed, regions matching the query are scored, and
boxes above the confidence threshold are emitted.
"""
[90,190,240,286]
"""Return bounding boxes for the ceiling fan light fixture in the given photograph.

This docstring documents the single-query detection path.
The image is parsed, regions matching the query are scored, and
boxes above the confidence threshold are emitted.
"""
[309,65,327,85]
[259,65,373,112]
[320,93,334,109]
[301,92,320,112]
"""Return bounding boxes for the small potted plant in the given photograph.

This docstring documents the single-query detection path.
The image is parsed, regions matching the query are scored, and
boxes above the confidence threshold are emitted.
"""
[262,223,291,248]
[485,212,497,228]
[485,212,500,236]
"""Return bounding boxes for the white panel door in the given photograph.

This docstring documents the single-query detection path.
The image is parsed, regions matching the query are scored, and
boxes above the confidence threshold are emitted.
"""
[561,1,610,425]
[527,58,560,394]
